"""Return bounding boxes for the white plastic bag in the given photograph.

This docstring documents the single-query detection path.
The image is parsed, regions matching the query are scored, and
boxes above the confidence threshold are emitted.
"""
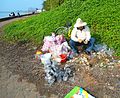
[40,53,52,65]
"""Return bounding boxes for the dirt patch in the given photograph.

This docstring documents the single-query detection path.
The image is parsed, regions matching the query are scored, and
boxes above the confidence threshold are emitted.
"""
[0,39,120,98]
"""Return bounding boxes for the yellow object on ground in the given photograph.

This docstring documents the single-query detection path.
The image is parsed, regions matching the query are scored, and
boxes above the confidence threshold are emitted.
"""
[36,50,42,54]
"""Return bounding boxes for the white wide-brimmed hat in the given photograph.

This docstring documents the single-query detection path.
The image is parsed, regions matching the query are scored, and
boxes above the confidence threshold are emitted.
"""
[74,18,87,27]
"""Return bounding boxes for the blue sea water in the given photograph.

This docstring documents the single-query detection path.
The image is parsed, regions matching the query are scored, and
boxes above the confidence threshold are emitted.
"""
[0,13,8,18]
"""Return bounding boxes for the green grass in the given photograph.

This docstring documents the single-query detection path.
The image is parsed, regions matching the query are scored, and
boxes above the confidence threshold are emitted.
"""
[3,0,120,56]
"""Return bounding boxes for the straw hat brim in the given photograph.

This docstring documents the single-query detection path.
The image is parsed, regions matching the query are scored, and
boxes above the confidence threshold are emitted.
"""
[74,22,87,27]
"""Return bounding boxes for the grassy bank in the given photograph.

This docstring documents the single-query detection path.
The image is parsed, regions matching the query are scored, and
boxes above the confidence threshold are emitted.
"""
[3,0,120,55]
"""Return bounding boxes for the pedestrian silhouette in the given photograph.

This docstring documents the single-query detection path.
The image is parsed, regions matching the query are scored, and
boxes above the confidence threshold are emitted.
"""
[17,12,20,17]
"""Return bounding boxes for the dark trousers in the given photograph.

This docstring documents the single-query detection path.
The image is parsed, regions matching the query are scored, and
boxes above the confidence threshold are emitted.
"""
[69,38,95,53]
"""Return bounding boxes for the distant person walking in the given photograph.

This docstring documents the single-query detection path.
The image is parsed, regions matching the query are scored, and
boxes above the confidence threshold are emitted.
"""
[10,12,15,17]
[9,12,16,17]
[17,12,20,17]
[9,14,11,17]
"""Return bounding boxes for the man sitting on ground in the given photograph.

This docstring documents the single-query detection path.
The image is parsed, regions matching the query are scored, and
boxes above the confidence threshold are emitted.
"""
[69,18,95,56]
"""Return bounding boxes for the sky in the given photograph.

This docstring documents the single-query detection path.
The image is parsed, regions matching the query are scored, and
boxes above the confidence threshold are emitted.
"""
[0,0,44,18]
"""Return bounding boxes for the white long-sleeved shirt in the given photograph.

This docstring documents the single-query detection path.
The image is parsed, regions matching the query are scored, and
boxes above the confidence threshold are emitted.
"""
[71,26,91,42]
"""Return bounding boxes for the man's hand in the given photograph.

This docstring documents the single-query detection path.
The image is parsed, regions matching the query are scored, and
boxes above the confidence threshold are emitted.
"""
[84,40,88,44]
[78,39,83,43]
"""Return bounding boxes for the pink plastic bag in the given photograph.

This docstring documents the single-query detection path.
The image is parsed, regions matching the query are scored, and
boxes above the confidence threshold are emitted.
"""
[56,35,66,45]
[41,36,56,52]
